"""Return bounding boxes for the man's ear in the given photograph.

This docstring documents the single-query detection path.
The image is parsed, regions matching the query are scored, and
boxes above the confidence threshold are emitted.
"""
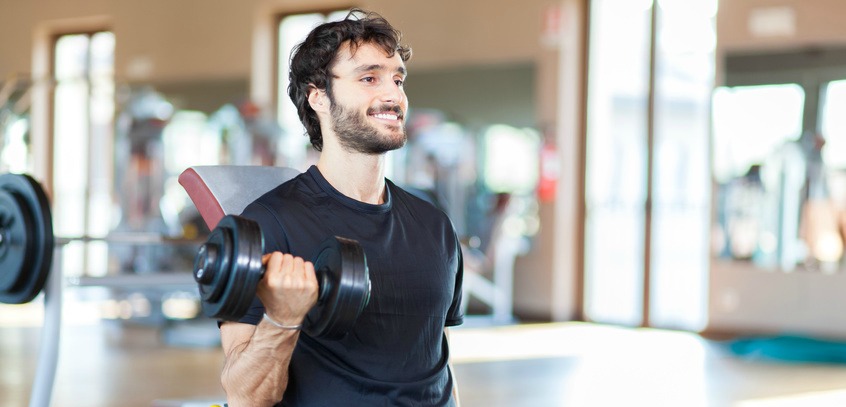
[307,85,329,114]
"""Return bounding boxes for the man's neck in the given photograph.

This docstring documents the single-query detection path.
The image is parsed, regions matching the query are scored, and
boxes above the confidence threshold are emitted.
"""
[316,148,387,205]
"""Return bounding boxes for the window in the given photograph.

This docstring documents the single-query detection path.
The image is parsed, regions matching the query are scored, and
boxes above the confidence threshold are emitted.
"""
[0,74,34,173]
[585,0,716,329]
[821,80,846,169]
[584,0,652,326]
[716,47,846,272]
[276,10,350,170]
[52,31,115,276]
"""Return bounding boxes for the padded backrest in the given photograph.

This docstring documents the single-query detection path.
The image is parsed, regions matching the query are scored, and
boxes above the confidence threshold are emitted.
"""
[178,165,300,229]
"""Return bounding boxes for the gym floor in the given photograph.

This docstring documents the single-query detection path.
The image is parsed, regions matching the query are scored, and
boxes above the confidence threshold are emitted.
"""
[4,311,846,407]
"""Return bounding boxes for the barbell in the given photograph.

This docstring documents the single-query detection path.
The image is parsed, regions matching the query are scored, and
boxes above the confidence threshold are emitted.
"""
[0,172,371,340]
[0,173,54,304]
[193,214,371,339]
[0,172,196,303]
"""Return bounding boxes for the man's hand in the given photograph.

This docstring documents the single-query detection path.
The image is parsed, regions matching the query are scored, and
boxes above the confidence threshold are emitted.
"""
[256,252,319,327]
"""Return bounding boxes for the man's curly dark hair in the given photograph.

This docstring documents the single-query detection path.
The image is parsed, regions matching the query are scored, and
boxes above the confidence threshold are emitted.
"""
[287,9,412,151]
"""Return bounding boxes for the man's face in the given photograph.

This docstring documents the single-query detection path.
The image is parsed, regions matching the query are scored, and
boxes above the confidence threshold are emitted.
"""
[327,41,408,155]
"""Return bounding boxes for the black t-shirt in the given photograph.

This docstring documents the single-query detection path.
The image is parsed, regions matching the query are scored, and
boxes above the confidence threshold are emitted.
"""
[238,165,464,406]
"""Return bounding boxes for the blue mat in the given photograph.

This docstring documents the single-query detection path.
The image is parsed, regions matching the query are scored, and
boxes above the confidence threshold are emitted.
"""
[728,335,846,364]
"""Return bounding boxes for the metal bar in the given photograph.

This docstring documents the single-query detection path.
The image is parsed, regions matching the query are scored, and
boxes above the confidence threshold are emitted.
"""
[30,248,62,407]
[55,234,204,246]
[67,273,196,288]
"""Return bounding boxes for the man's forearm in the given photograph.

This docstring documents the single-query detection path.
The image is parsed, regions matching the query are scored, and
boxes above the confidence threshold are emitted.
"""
[221,321,300,406]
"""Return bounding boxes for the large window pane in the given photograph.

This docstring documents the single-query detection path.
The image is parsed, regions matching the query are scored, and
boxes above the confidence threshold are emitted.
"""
[53,32,115,277]
[0,75,33,173]
[54,34,93,276]
[821,80,846,169]
[711,84,806,270]
[277,10,349,170]
[87,32,116,275]
[712,84,804,183]
[649,0,716,330]
[817,80,846,269]
[585,0,653,325]
[483,125,540,195]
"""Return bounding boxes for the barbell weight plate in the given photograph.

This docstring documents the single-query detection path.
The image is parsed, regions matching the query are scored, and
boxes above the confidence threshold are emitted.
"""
[304,236,370,339]
[0,191,31,291]
[0,173,54,304]
[195,215,264,320]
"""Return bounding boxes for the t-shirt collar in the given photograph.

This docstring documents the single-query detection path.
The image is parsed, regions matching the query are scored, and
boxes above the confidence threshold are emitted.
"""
[307,165,391,214]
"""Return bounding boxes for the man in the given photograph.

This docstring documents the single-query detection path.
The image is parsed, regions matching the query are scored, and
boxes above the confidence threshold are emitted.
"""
[219,9,464,406]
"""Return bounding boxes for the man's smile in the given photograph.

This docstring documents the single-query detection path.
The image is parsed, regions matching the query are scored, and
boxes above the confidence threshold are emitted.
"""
[367,105,404,124]
[371,112,400,121]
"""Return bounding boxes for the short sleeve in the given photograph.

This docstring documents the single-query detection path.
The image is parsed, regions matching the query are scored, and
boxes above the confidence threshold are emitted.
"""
[445,238,464,327]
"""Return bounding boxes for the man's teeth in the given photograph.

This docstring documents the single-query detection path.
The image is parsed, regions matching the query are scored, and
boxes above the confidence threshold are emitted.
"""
[373,113,398,120]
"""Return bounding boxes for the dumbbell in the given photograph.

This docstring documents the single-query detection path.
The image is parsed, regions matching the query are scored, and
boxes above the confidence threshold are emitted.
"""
[192,214,371,339]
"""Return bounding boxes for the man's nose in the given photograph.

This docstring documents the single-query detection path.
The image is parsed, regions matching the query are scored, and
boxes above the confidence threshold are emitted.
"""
[379,82,405,105]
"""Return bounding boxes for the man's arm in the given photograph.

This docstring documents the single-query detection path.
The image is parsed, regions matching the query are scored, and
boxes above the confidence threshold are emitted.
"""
[219,252,318,406]
[220,321,299,406]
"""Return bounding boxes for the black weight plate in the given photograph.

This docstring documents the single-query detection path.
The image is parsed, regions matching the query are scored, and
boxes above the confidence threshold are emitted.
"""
[330,237,370,332]
[0,190,31,292]
[194,225,232,303]
[219,215,264,320]
[198,215,264,320]
[0,173,54,304]
[305,236,370,339]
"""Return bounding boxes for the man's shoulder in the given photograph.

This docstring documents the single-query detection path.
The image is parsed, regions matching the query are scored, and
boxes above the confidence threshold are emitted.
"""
[253,171,320,204]
[240,173,316,218]
[389,182,457,239]
[390,183,445,215]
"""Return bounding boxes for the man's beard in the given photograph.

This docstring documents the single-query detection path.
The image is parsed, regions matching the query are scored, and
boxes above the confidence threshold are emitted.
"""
[330,99,407,155]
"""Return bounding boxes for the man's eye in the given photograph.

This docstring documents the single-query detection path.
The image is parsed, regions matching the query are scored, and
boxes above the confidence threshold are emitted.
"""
[394,79,404,86]
[361,77,376,83]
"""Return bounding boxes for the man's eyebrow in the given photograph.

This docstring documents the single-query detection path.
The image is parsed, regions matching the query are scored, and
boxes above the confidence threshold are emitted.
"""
[353,64,407,75]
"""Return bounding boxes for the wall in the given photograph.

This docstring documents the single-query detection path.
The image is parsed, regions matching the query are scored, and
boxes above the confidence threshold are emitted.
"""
[717,0,846,54]
[405,64,536,129]
[0,0,551,81]
[709,260,846,338]
[716,0,846,85]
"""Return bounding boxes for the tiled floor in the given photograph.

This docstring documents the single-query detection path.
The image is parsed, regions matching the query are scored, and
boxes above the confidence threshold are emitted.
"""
[4,312,846,407]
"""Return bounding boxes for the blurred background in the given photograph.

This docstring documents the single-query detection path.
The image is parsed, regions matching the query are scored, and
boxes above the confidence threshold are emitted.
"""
[3,0,846,406]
